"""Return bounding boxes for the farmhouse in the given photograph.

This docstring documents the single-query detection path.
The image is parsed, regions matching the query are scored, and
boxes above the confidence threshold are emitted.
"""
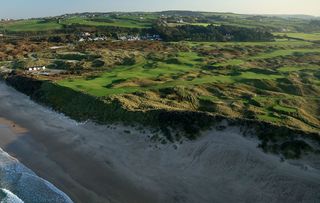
[0,34,3,37]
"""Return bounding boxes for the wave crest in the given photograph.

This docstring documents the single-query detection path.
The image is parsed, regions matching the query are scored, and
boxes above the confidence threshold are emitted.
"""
[0,188,24,203]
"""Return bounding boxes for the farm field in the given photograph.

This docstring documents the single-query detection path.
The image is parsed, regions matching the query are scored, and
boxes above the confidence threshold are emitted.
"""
[1,11,319,33]
[0,19,62,32]
[61,16,153,28]
[0,14,155,32]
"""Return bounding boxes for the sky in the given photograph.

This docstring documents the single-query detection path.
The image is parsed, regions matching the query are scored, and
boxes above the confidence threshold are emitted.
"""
[0,0,319,19]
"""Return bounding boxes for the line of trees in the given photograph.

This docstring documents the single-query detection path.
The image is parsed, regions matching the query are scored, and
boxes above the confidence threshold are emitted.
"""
[152,23,274,42]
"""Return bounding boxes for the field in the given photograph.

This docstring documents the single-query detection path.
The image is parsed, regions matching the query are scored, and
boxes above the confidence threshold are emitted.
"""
[61,16,153,29]
[1,11,319,33]
[0,14,155,32]
[32,39,317,134]
[0,20,62,32]
[274,32,320,41]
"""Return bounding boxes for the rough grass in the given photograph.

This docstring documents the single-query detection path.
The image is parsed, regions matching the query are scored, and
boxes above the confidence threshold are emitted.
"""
[273,105,297,113]
[57,51,284,97]
[185,40,313,48]
[14,39,319,134]
[250,48,320,60]
[278,65,319,72]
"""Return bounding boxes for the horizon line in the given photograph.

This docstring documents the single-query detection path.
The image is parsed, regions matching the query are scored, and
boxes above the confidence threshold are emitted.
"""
[2,10,319,20]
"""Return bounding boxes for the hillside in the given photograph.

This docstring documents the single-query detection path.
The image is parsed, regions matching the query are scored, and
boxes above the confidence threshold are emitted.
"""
[1,11,320,33]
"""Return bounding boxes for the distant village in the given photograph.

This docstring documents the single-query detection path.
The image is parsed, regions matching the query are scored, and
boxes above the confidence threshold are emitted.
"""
[78,32,162,42]
[78,32,108,42]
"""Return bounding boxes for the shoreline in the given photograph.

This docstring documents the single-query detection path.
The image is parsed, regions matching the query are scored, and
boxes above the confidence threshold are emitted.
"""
[0,117,28,134]
[0,73,319,160]
[0,83,159,203]
[2,72,319,137]
[0,81,320,202]
[0,122,72,203]
[0,118,157,203]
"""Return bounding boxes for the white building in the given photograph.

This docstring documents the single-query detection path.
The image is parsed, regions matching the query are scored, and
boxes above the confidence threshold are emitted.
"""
[83,32,91,37]
[28,66,46,72]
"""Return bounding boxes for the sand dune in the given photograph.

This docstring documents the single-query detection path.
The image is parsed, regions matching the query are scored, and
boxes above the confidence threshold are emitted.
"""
[0,81,319,203]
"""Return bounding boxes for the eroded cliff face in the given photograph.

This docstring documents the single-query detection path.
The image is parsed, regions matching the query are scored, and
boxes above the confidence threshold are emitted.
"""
[3,73,43,97]
[0,80,320,203]
[2,73,320,159]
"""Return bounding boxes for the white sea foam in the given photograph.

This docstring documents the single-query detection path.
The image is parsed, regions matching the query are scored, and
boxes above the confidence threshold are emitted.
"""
[0,148,73,203]
[0,189,24,203]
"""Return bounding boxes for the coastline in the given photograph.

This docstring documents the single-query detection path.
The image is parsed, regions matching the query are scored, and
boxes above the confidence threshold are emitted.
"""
[0,122,72,203]
[1,72,319,159]
[0,82,159,203]
[0,81,320,202]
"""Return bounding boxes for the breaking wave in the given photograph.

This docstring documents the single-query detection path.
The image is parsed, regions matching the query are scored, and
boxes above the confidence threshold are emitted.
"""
[0,188,24,203]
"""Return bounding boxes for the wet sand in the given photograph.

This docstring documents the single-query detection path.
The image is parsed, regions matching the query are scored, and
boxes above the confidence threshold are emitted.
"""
[0,83,157,203]
[0,81,320,203]
[0,117,28,134]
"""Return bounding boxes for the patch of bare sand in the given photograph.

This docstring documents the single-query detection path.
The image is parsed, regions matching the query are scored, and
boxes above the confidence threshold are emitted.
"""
[0,117,28,134]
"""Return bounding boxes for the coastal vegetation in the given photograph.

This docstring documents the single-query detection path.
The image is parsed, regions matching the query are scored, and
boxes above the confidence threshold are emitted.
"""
[1,11,320,158]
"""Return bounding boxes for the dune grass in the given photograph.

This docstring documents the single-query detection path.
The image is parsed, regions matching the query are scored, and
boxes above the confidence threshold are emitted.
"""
[250,48,320,60]
[278,65,320,72]
[57,50,285,97]
[273,105,297,113]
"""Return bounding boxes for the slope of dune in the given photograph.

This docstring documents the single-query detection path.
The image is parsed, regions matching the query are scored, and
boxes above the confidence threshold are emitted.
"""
[0,81,319,203]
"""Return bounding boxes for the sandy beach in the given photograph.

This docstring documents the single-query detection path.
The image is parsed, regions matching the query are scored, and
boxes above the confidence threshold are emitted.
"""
[0,106,155,202]
[0,81,320,203]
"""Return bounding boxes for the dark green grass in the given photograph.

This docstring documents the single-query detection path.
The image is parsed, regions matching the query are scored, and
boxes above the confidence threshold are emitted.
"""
[0,20,62,32]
